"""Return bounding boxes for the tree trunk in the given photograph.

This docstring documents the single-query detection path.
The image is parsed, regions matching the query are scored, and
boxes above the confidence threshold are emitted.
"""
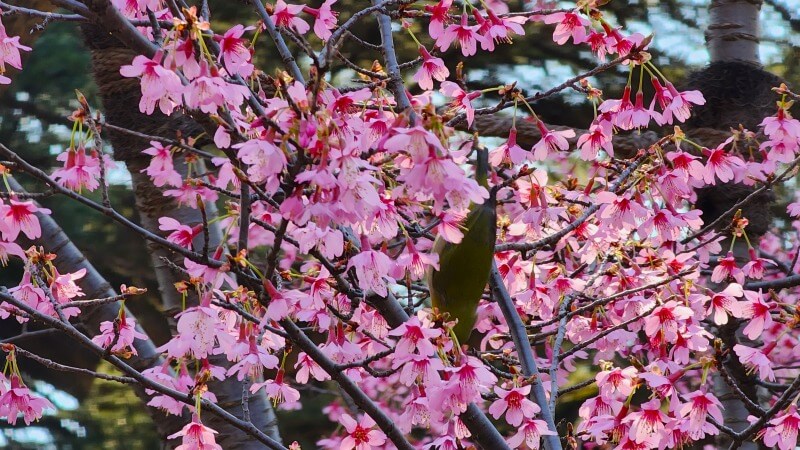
[704,2,766,449]
[707,0,763,65]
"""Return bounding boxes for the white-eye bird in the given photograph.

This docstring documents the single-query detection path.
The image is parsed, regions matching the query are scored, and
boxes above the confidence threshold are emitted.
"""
[427,148,496,344]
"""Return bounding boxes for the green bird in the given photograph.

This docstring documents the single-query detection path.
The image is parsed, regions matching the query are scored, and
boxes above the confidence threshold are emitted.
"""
[427,148,497,345]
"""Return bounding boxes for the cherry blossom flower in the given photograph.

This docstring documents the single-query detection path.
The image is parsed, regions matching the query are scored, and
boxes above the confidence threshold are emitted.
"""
[531,122,575,160]
[679,391,723,440]
[295,352,330,383]
[702,145,745,185]
[414,46,449,91]
[251,370,301,405]
[120,54,183,114]
[742,249,773,280]
[271,0,310,35]
[624,398,667,445]
[436,14,487,57]
[347,246,394,297]
[158,217,201,249]
[491,127,530,165]
[488,385,538,426]
[394,239,439,280]
[215,25,254,77]
[168,415,222,450]
[707,283,745,325]
[111,0,162,16]
[0,241,24,266]
[440,81,481,127]
[340,414,387,450]
[484,9,525,43]
[52,146,113,192]
[0,24,31,73]
[141,141,182,187]
[387,316,441,357]
[763,406,800,450]
[183,63,250,113]
[734,344,775,381]
[664,82,705,123]
[596,366,638,397]
[577,119,613,160]
[739,289,774,339]
[304,0,338,40]
[91,312,147,356]
[0,199,50,241]
[226,334,279,380]
[711,251,744,284]
[393,353,444,385]
[542,11,590,45]
[425,0,452,39]
[0,375,54,425]
[507,419,557,449]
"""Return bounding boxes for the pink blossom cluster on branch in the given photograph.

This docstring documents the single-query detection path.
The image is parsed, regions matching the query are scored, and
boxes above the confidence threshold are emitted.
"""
[2,0,800,450]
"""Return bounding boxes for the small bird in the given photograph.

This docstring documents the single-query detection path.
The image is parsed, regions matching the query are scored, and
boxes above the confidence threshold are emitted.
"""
[427,148,496,344]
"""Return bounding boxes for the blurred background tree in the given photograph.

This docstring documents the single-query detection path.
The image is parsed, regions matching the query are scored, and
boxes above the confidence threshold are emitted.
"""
[0,0,797,447]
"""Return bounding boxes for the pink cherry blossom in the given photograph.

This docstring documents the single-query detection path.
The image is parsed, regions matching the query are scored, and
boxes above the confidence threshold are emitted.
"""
[414,46,449,91]
[304,0,338,40]
[0,199,50,241]
[340,414,387,450]
[0,241,25,266]
[215,25,255,77]
[52,146,114,192]
[347,246,394,297]
[141,141,182,188]
[91,313,148,356]
[679,391,723,440]
[739,289,774,339]
[387,316,441,357]
[711,251,744,284]
[119,54,183,115]
[436,14,487,57]
[542,11,590,45]
[167,415,222,450]
[702,145,745,184]
[0,25,31,72]
[506,419,557,449]
[734,344,775,381]
[440,81,481,127]
[271,0,310,35]
[488,385,538,426]
[624,398,667,445]
[531,122,575,160]
[763,406,800,450]
[0,375,54,426]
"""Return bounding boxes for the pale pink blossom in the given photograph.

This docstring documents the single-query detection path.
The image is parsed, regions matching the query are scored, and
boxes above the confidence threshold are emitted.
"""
[763,406,800,450]
[340,414,387,450]
[91,313,147,356]
[507,419,557,449]
[119,54,183,115]
[414,46,449,90]
[531,122,575,160]
[0,375,54,425]
[168,415,222,450]
[542,11,590,45]
[141,141,182,188]
[436,14,487,57]
[0,199,50,241]
[215,25,254,77]
[271,0,310,35]
[488,385,538,426]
